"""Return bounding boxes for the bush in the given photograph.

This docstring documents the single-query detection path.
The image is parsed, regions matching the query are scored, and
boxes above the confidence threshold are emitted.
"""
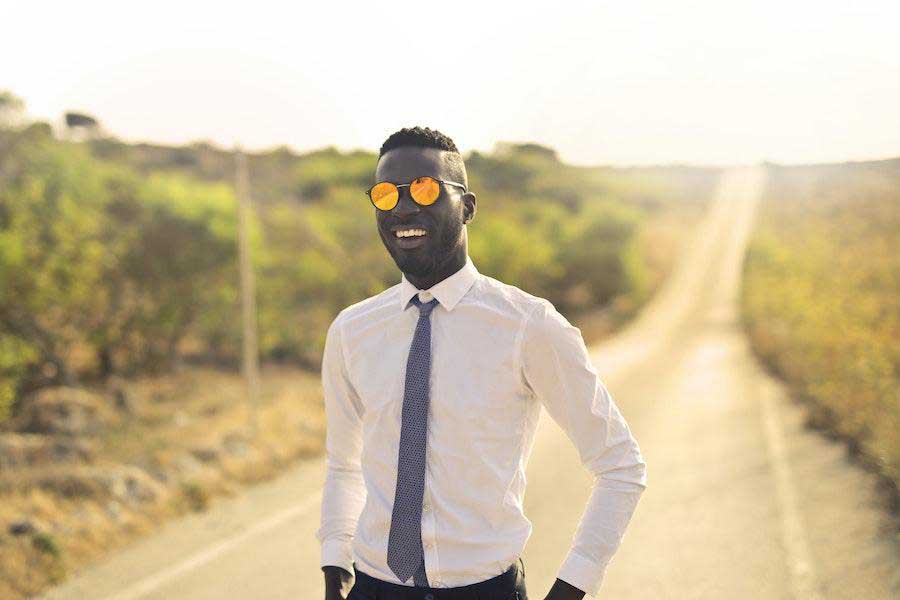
[742,161,900,487]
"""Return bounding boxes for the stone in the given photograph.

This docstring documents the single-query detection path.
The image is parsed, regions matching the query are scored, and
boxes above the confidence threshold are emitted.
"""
[190,445,221,463]
[9,519,37,536]
[107,376,137,414]
[223,432,251,457]
[35,465,165,504]
[0,433,96,468]
[19,387,113,436]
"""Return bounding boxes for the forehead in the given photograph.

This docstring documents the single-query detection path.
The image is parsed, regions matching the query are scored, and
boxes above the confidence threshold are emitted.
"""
[375,146,455,182]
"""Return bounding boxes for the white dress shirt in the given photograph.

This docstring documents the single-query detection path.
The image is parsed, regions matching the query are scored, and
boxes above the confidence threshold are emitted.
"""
[316,255,647,597]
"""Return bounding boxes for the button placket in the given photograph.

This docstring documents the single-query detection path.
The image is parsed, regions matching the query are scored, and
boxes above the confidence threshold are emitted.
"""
[420,487,439,586]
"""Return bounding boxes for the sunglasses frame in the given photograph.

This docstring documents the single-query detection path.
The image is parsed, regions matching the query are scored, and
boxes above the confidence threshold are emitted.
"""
[366,176,468,211]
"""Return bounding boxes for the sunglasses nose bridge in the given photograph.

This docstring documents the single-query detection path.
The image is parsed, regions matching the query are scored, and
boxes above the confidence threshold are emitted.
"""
[391,185,421,215]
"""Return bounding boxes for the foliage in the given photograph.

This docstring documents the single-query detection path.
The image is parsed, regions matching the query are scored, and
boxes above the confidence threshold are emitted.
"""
[0,127,249,411]
[742,160,900,487]
[0,111,716,421]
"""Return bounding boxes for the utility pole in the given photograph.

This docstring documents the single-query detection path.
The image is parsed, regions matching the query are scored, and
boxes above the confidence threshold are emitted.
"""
[234,147,260,438]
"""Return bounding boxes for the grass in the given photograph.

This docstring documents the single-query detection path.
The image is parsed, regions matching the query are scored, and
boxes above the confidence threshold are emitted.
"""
[0,364,326,600]
[180,481,210,512]
[31,532,60,558]
[741,161,900,510]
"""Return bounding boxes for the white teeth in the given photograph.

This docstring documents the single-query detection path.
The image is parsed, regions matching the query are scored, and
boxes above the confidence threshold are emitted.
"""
[395,229,427,238]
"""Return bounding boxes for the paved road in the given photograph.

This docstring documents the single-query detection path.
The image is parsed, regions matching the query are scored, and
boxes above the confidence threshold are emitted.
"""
[41,168,899,600]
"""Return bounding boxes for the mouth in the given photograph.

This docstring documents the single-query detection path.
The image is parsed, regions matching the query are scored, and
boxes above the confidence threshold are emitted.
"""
[390,226,428,250]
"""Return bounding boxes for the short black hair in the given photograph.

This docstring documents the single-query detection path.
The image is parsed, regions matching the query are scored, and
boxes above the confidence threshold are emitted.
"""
[379,126,459,158]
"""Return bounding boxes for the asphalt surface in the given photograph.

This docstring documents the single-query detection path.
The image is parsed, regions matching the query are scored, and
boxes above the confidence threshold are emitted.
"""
[40,167,899,600]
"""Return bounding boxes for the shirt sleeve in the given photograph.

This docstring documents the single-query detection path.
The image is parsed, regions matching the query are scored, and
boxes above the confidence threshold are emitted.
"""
[520,299,648,598]
[315,313,367,574]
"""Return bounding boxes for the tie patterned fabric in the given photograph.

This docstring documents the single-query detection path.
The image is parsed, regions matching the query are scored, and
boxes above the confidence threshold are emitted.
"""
[386,295,439,586]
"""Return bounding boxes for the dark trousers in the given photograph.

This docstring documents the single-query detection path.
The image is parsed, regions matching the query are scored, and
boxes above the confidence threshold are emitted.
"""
[348,557,528,600]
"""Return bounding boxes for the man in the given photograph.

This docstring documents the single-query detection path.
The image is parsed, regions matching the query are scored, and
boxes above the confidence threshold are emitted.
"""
[318,126,647,600]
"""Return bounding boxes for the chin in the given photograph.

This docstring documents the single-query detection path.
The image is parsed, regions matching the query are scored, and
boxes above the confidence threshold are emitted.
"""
[393,252,435,277]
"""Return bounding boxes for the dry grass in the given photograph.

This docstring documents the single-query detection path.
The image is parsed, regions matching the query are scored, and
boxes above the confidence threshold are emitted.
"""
[741,162,899,511]
[0,364,325,600]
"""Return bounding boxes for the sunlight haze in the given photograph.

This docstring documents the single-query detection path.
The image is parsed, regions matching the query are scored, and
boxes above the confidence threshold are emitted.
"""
[5,0,898,165]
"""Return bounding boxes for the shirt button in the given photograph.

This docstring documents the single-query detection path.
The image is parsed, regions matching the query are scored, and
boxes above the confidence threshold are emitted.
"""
[423,502,431,512]
[418,291,433,302]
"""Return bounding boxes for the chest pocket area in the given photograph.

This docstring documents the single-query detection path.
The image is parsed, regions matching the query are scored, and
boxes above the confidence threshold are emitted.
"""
[439,351,523,443]
[344,328,409,418]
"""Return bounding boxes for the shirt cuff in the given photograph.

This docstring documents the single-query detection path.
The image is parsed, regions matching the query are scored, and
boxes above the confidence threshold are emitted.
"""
[557,549,608,599]
[321,538,354,575]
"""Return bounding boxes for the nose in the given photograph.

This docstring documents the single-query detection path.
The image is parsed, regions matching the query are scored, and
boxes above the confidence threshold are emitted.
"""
[391,187,421,219]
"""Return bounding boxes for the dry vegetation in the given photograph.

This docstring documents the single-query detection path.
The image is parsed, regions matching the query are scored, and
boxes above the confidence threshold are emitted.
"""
[741,160,900,510]
[0,366,324,599]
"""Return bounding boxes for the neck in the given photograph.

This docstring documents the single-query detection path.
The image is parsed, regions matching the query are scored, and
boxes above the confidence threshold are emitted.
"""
[405,250,467,290]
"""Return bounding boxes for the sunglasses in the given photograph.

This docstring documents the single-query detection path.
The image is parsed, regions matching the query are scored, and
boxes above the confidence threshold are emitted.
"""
[366,176,467,211]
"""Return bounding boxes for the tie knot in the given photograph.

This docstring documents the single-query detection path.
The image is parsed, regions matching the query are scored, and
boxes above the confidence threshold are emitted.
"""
[411,295,439,316]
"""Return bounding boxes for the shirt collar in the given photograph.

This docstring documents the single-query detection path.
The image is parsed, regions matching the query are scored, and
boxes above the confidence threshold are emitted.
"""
[398,255,479,313]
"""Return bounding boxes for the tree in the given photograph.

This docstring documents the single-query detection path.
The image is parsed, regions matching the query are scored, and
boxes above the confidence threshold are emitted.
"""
[0,91,26,130]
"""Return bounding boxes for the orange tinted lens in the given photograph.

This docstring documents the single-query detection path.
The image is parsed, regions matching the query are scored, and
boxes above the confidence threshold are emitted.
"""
[409,176,440,205]
[370,182,399,210]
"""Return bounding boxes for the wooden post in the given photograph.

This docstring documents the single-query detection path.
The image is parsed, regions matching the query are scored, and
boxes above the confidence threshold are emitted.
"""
[234,147,260,438]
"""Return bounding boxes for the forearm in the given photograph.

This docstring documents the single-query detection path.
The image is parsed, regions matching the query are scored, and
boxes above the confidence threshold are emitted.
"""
[556,472,645,597]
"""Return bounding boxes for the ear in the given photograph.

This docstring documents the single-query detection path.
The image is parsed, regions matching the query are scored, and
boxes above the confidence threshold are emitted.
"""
[462,191,476,224]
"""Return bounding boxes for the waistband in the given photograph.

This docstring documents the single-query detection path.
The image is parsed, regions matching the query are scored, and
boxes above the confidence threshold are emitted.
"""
[352,558,521,600]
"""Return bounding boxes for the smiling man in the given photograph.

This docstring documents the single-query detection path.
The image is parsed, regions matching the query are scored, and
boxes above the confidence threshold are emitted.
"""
[317,127,647,600]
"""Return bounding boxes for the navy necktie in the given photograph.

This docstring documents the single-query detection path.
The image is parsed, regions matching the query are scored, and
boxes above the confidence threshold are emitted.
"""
[386,295,439,585]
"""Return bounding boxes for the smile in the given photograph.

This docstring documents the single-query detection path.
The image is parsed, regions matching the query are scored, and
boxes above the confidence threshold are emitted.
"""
[395,228,427,238]
[393,229,428,250]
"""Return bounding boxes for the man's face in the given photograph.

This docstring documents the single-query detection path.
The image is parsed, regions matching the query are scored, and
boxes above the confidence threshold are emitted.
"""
[375,146,473,279]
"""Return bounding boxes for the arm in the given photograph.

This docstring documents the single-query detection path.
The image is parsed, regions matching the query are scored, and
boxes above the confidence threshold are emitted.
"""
[316,315,367,600]
[520,301,648,599]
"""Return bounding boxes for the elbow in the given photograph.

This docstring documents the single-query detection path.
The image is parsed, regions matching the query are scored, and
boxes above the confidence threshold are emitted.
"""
[597,458,647,492]
[634,456,648,491]
[585,436,648,490]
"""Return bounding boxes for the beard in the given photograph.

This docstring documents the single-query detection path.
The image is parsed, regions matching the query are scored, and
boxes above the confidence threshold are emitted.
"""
[389,217,464,279]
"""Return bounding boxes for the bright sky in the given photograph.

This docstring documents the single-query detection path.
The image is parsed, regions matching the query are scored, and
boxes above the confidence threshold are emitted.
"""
[5,1,899,166]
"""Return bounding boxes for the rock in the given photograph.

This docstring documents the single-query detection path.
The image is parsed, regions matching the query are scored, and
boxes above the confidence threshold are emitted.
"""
[9,519,37,536]
[96,466,166,504]
[19,387,113,436]
[35,470,104,498]
[121,468,164,503]
[173,452,204,477]
[49,438,96,463]
[0,433,96,468]
[107,376,137,414]
[0,434,46,468]
[106,500,123,522]
[36,465,165,504]
[190,445,220,463]
[223,432,251,457]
